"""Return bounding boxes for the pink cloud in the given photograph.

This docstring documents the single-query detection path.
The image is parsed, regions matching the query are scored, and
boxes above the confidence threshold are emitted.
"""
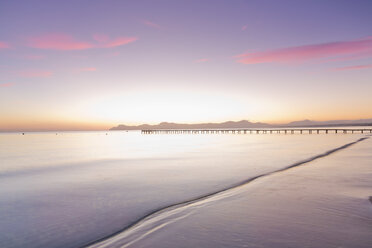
[195,58,209,63]
[332,64,372,71]
[80,67,97,72]
[241,25,248,31]
[28,34,94,50]
[0,41,10,49]
[142,20,162,29]
[100,37,137,48]
[236,36,372,64]
[93,33,110,43]
[18,70,53,78]
[321,51,372,63]
[27,33,137,50]
[0,82,13,87]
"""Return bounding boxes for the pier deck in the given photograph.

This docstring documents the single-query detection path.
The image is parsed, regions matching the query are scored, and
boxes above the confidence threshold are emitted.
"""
[141,128,372,135]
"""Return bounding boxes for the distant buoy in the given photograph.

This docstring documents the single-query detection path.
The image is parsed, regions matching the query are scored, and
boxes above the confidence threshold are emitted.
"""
[22,133,25,135]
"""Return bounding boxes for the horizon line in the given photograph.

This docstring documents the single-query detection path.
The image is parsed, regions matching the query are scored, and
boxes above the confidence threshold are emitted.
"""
[2,117,372,132]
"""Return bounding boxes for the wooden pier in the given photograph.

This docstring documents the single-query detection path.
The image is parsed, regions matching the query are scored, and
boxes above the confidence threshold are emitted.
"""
[141,128,372,135]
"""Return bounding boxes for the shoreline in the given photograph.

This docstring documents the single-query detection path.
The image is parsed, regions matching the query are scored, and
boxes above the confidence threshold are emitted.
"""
[85,136,370,248]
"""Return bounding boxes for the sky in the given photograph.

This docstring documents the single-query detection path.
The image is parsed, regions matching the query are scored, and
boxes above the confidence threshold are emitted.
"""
[0,0,371,131]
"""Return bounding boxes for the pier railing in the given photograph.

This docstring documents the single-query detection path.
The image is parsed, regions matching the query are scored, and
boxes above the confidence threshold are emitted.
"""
[141,128,372,135]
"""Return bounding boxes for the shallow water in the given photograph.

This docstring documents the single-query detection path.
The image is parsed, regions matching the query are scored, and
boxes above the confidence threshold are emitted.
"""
[121,136,372,248]
[0,131,369,248]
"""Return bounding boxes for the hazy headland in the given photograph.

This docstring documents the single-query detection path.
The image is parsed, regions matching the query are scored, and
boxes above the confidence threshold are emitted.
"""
[110,118,372,130]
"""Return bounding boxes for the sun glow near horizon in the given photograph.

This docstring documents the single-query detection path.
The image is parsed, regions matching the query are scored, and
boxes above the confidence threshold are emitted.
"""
[73,89,268,125]
[1,83,372,131]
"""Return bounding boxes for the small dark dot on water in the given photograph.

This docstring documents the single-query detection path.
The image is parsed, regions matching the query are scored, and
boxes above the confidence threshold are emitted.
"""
[22,133,24,135]
[369,196,372,204]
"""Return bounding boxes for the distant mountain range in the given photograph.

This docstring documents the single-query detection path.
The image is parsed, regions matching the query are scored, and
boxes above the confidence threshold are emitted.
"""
[285,118,372,127]
[110,118,372,130]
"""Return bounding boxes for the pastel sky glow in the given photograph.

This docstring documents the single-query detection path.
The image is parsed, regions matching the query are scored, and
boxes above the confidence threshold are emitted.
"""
[0,41,10,49]
[18,70,53,78]
[236,37,372,64]
[0,82,13,87]
[0,0,371,131]
[27,33,138,50]
[80,67,97,72]
[333,64,372,71]
[142,20,162,29]
[195,58,209,63]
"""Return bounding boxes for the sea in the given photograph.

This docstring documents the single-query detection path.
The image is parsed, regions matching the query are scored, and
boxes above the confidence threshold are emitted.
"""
[0,129,371,248]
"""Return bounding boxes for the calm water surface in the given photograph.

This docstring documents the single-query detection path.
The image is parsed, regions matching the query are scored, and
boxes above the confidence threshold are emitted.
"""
[0,131,367,248]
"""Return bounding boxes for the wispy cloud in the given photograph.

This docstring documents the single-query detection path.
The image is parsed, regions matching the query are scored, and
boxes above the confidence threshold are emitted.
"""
[236,37,372,64]
[27,34,94,50]
[142,20,162,29]
[80,67,97,72]
[18,70,53,78]
[321,51,372,63]
[24,54,46,60]
[0,82,13,87]
[195,58,209,63]
[332,64,372,71]
[27,33,137,50]
[241,25,248,31]
[93,33,110,43]
[0,41,10,49]
[101,37,137,48]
